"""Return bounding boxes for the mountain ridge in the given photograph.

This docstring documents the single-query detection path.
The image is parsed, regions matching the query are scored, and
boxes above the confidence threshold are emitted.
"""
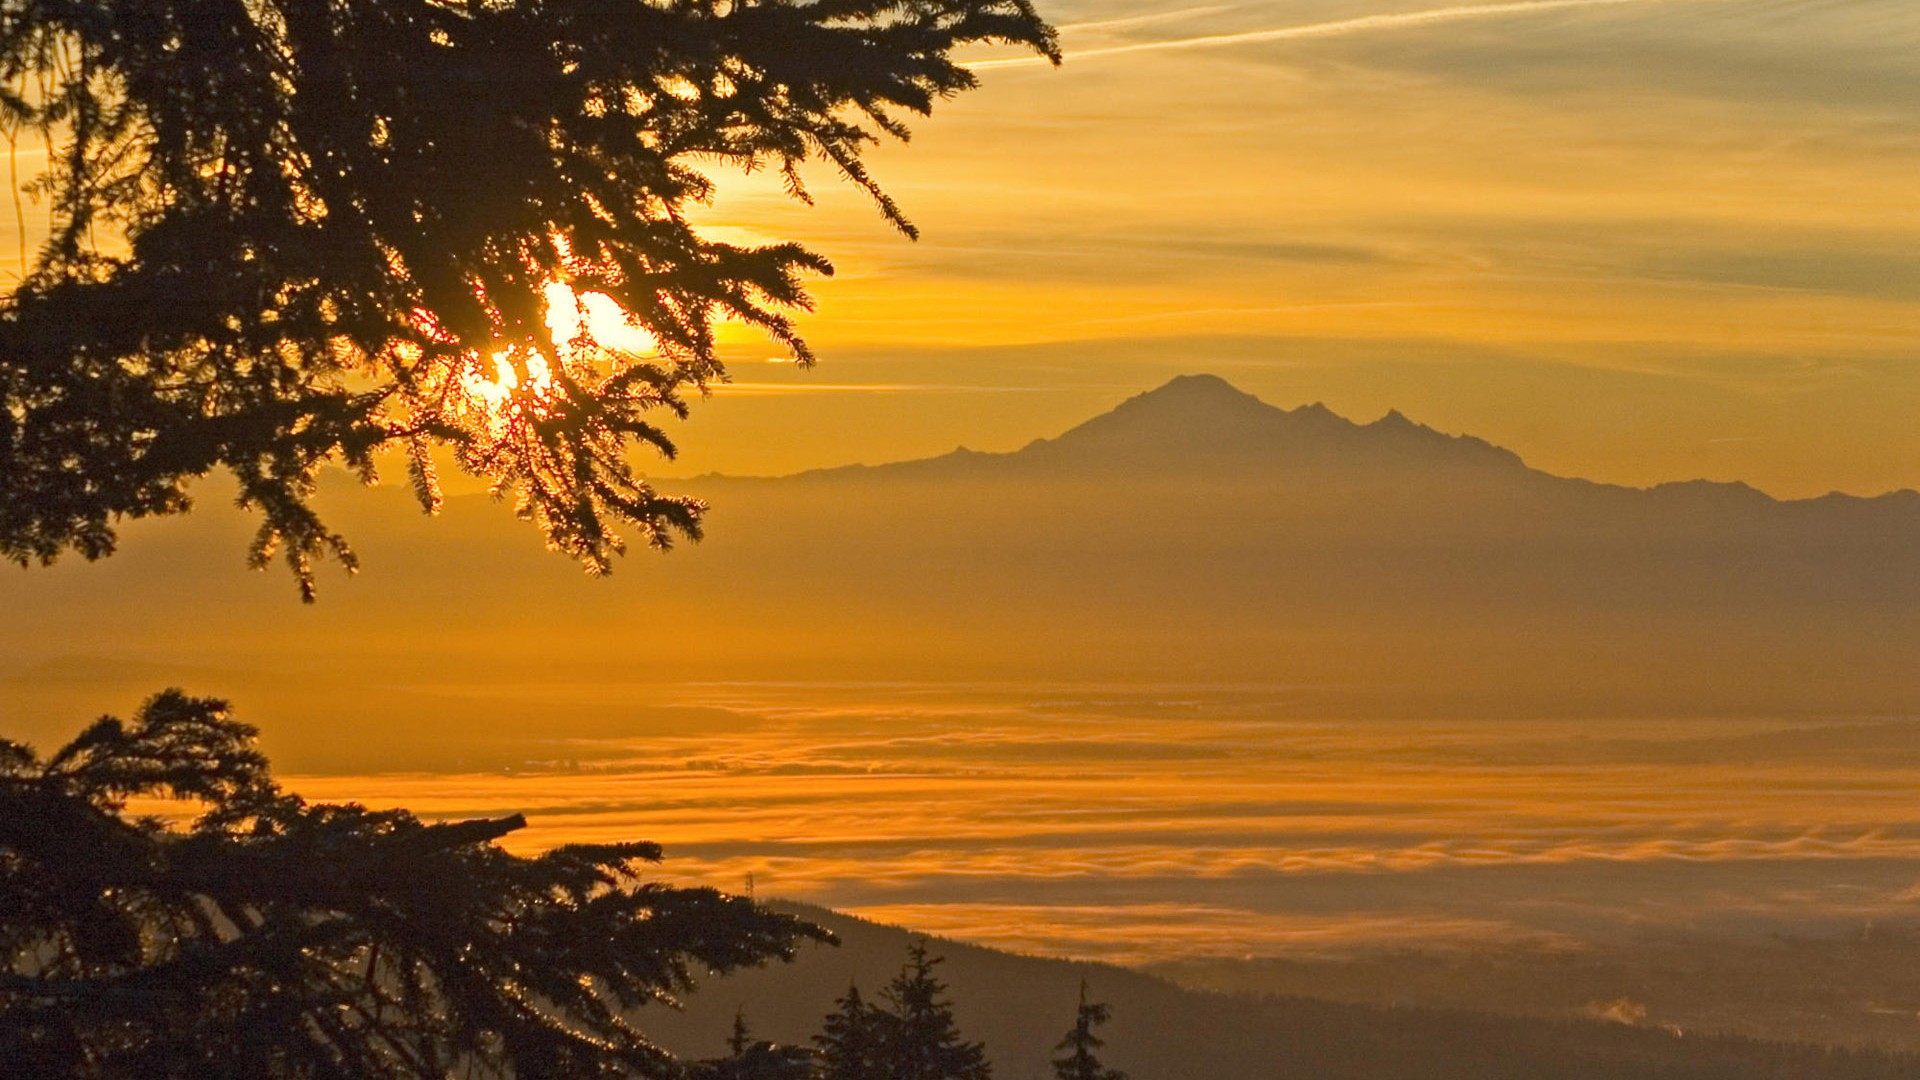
[698,374,1917,509]
[8,372,1920,719]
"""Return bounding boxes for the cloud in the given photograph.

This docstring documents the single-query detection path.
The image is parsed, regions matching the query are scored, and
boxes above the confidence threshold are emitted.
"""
[1630,247,1920,303]
[968,0,1728,69]
[882,233,1397,285]
[252,683,1920,963]
[1322,0,1920,116]
[709,382,1052,396]
[1374,215,1920,304]
[1055,4,1238,35]
[836,902,1570,964]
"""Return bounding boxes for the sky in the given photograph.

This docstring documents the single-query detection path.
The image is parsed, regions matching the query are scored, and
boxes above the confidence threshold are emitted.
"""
[7,0,1920,985]
[2,2,1908,495]
[637,0,1920,497]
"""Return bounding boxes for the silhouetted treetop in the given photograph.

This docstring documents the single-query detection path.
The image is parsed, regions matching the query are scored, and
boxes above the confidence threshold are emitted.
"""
[1051,981,1124,1080]
[691,1009,816,1080]
[883,938,992,1080]
[0,0,1059,596]
[815,981,891,1080]
[0,690,831,1078]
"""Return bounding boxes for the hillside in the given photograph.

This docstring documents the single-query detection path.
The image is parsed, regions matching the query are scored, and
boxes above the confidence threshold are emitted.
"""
[643,903,1918,1080]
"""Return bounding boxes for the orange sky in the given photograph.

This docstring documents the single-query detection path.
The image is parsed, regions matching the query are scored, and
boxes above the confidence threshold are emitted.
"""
[7,2,1920,969]
[4,2,1909,497]
[637,0,1919,498]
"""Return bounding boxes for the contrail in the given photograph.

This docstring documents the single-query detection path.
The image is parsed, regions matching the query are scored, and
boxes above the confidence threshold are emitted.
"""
[968,0,1719,70]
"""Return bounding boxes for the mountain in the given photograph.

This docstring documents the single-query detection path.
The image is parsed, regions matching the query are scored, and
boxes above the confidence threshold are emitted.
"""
[661,374,1920,715]
[639,903,1918,1080]
[806,373,1527,477]
[6,373,1920,749]
[745,374,1920,559]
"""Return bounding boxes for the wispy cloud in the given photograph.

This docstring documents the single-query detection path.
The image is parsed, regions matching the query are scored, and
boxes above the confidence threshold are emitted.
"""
[710,382,1055,396]
[969,0,1729,69]
[1055,4,1238,35]
[262,685,1920,963]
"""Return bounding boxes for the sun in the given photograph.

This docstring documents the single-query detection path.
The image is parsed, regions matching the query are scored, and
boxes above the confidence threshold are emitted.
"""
[386,234,681,520]
[450,275,662,429]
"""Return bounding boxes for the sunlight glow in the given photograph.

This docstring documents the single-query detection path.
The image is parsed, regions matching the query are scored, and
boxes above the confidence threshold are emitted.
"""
[462,351,555,415]
[573,289,657,356]
[445,251,660,432]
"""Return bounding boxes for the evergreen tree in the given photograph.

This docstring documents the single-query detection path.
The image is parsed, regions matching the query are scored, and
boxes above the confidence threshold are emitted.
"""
[1051,981,1126,1080]
[0,4,1065,1076]
[0,691,828,1079]
[0,0,1059,597]
[814,982,891,1080]
[690,1008,813,1080]
[880,939,992,1080]
[730,1007,756,1057]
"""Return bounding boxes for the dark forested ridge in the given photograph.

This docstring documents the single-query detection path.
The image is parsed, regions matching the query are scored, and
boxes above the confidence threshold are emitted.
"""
[649,904,1918,1080]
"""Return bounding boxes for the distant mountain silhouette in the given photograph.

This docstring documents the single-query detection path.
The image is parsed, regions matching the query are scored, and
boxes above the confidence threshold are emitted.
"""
[1010,372,1526,473]
[639,903,1918,1080]
[779,373,1528,479]
[781,374,1905,511]
[675,375,1920,715]
[7,373,1920,728]
[732,374,1920,570]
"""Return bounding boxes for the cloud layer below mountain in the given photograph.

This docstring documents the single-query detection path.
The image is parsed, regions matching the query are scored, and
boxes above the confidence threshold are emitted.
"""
[261,682,1920,965]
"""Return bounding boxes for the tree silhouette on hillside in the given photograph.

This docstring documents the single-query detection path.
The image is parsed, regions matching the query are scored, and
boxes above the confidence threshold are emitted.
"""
[0,691,827,1078]
[812,943,994,1080]
[0,0,1058,597]
[0,3,1059,1076]
[689,1009,814,1080]
[881,939,994,1080]
[815,982,892,1080]
[1052,981,1126,1080]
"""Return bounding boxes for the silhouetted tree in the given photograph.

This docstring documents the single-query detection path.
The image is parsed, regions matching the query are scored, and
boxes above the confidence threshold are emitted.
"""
[731,1007,756,1057]
[689,1008,814,1080]
[814,982,891,1080]
[0,0,1059,597]
[880,939,992,1080]
[0,690,829,1079]
[1051,981,1125,1080]
[0,5,1062,1076]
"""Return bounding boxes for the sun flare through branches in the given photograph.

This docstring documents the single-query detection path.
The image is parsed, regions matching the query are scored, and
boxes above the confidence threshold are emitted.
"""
[390,236,703,577]
[0,0,1062,596]
[439,268,665,441]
